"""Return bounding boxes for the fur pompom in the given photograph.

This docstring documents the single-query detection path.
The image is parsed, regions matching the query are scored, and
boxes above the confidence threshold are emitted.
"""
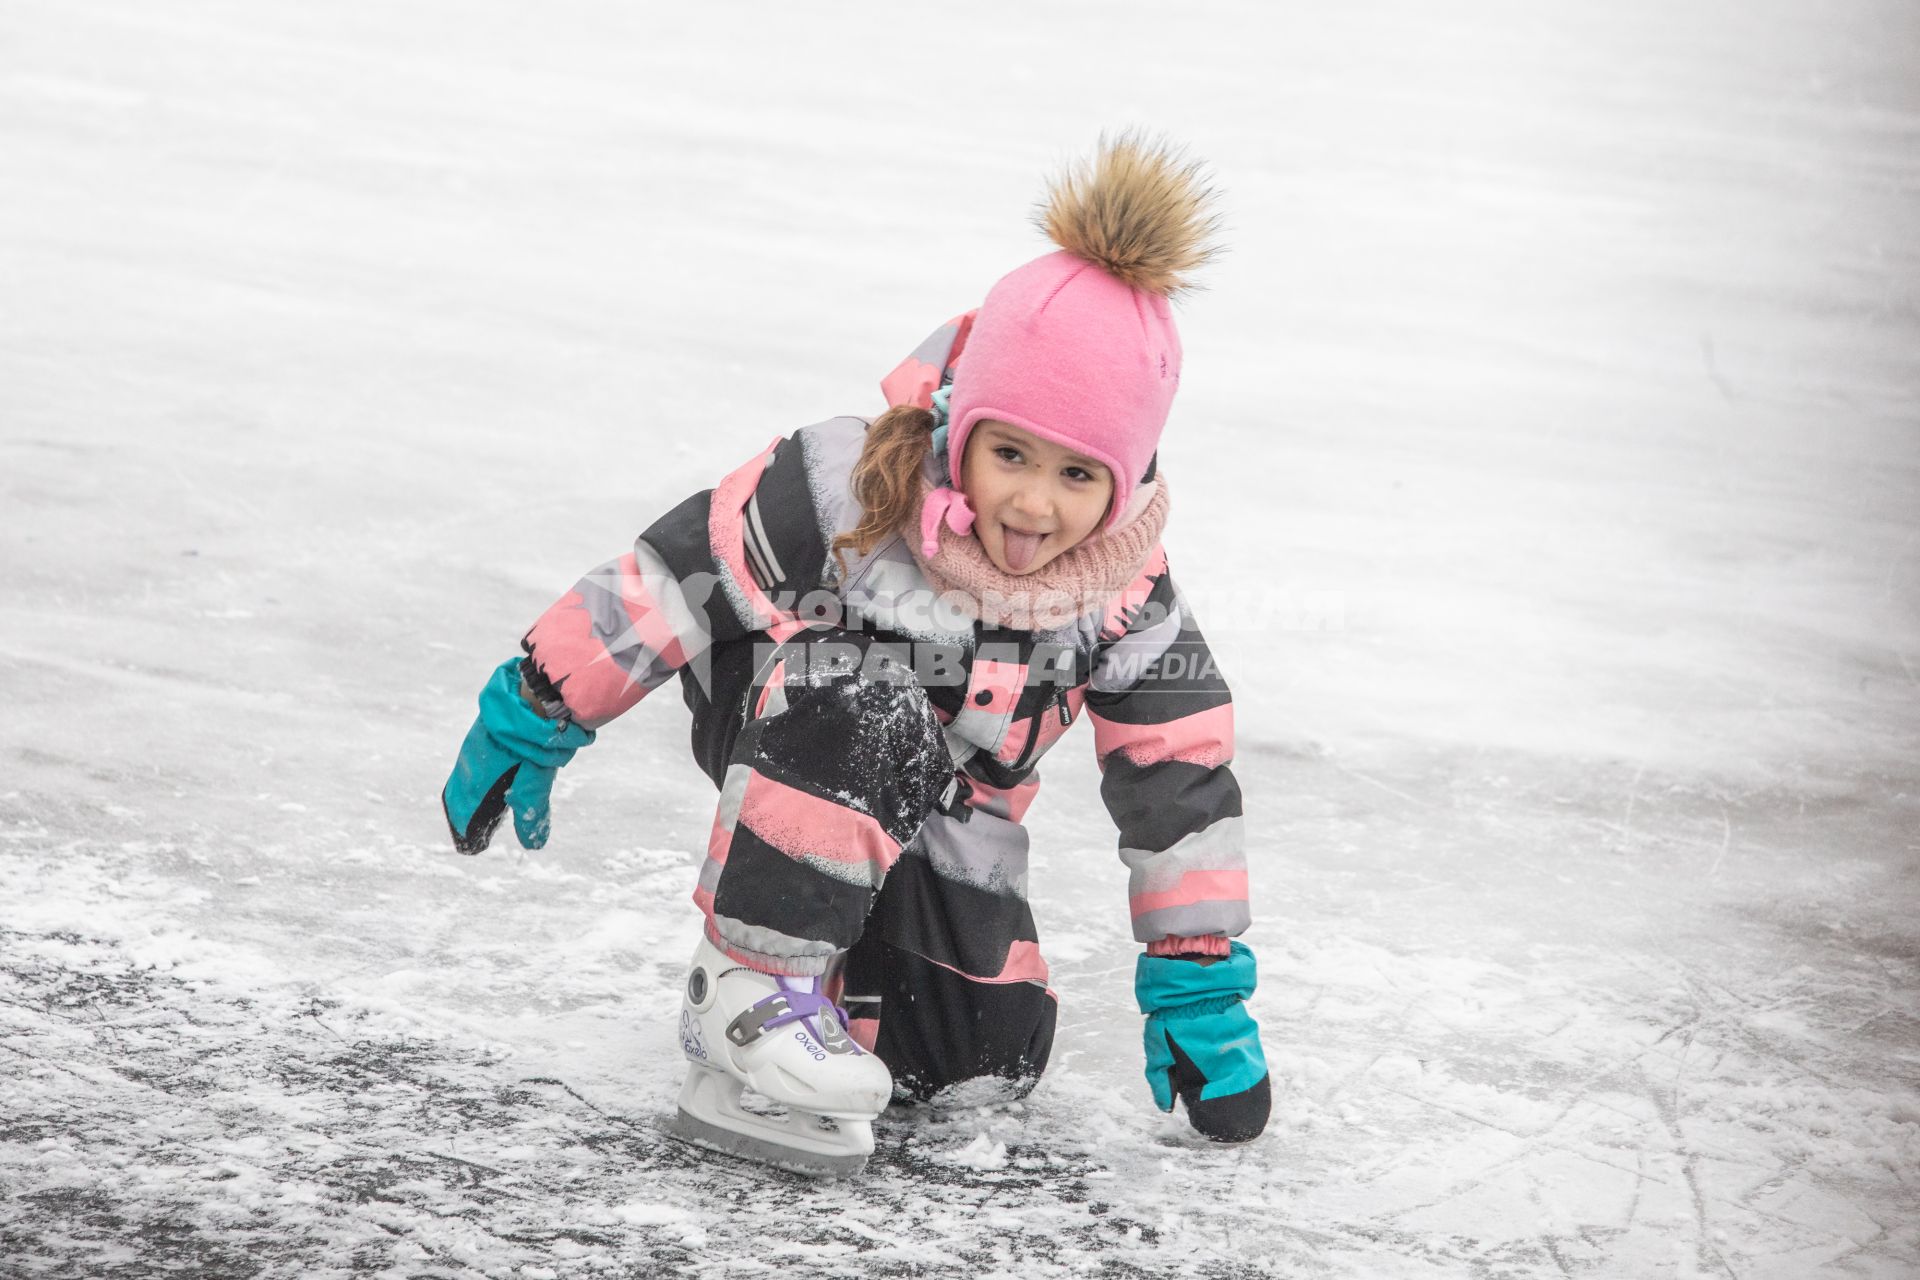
[1037,131,1221,297]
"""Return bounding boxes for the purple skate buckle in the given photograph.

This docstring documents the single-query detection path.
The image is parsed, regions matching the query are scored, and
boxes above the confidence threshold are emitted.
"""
[724,987,853,1048]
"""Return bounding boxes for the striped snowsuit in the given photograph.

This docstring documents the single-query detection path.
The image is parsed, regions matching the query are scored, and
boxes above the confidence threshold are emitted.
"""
[520,415,1249,1096]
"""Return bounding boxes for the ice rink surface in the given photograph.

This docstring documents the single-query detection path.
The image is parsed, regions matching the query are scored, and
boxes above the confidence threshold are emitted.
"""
[2,1,1917,1276]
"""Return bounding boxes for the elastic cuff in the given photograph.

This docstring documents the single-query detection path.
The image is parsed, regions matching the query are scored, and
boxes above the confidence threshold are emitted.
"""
[1146,934,1232,958]
[479,658,593,764]
[517,649,573,723]
[705,922,836,978]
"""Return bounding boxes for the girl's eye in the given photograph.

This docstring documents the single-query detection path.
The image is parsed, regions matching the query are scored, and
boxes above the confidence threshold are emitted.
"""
[994,446,1023,464]
[1063,467,1093,483]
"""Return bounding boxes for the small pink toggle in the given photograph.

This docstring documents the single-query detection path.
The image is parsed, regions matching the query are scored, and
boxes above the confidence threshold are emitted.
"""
[919,485,976,558]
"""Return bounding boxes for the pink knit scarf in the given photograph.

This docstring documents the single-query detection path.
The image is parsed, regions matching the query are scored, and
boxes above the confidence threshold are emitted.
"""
[906,475,1171,631]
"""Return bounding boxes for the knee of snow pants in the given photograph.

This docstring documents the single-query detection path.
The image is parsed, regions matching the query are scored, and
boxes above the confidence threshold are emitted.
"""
[838,815,1058,1102]
[681,628,951,976]
[841,935,1058,1103]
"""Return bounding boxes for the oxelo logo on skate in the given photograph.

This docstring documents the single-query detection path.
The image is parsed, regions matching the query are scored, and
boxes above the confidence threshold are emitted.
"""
[679,1009,709,1062]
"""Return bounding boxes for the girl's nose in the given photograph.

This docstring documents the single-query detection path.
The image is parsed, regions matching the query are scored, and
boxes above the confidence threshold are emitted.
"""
[1011,485,1051,520]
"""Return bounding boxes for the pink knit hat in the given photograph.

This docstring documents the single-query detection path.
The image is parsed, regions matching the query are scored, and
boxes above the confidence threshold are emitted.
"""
[947,250,1182,532]
[941,134,1219,536]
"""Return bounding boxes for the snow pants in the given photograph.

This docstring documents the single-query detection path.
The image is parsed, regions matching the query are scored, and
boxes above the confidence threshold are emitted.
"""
[680,626,1058,1101]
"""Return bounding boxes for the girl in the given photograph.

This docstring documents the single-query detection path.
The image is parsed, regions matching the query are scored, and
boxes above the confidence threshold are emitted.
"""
[443,134,1270,1176]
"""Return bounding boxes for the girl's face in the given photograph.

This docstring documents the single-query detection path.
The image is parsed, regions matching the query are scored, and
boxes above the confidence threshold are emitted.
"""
[960,420,1114,576]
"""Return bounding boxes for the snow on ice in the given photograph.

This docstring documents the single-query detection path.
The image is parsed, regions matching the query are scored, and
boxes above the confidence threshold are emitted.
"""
[2,0,1917,1276]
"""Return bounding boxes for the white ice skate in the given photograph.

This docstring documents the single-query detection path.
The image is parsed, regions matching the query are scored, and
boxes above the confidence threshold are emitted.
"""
[666,934,892,1177]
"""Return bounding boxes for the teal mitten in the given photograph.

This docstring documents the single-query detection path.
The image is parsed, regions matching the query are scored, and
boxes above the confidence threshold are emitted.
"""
[1136,940,1271,1142]
[442,657,593,853]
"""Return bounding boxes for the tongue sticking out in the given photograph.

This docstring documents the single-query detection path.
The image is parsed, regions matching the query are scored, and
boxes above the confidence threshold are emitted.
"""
[1001,528,1044,572]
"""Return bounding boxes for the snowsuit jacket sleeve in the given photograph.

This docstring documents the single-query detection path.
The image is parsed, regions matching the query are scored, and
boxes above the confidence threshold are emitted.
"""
[1084,549,1251,948]
[519,432,830,729]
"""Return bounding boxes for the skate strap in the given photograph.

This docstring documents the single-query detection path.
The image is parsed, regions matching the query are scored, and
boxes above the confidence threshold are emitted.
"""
[764,989,849,1030]
[724,990,851,1047]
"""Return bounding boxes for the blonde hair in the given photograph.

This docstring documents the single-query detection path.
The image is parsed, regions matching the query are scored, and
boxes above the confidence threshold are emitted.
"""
[830,404,939,570]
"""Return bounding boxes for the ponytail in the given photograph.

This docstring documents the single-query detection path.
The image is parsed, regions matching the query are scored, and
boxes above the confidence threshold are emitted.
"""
[830,405,938,571]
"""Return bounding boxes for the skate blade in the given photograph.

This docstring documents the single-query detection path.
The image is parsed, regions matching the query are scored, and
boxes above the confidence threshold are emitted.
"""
[666,1107,871,1179]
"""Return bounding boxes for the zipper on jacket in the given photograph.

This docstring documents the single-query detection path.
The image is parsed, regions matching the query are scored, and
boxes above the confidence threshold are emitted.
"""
[1010,687,1069,773]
